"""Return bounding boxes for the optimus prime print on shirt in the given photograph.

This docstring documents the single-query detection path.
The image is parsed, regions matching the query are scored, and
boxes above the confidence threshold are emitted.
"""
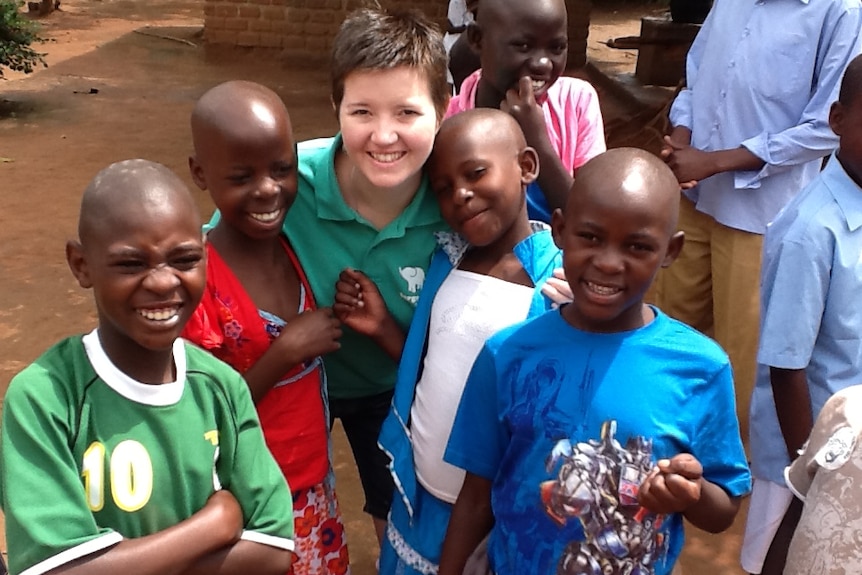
[540,420,667,575]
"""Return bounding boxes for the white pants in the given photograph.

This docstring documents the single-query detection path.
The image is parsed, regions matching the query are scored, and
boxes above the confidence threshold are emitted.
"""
[740,479,794,573]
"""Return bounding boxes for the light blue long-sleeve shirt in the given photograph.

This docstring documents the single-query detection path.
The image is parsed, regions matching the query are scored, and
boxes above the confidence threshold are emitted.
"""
[750,154,862,485]
[669,0,862,234]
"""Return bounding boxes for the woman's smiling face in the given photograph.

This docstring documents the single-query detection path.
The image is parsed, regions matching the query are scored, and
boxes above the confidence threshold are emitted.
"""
[337,66,440,194]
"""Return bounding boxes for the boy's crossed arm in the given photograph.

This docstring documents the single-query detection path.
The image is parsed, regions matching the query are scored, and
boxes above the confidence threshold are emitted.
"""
[51,491,291,575]
[1,359,294,575]
[638,453,741,534]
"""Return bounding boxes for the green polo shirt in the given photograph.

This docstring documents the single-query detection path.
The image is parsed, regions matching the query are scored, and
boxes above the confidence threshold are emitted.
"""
[285,135,446,399]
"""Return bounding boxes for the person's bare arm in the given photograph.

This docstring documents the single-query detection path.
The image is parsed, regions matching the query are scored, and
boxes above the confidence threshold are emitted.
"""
[681,478,741,533]
[503,77,572,213]
[771,367,813,459]
[49,491,243,575]
[438,473,494,575]
[663,134,764,188]
[181,540,293,575]
[661,126,692,152]
[530,136,572,214]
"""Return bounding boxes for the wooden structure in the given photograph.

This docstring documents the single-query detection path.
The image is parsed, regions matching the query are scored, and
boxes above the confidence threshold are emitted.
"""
[634,16,699,86]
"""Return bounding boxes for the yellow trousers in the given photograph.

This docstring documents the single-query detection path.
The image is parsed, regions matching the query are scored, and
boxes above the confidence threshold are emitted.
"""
[655,197,762,440]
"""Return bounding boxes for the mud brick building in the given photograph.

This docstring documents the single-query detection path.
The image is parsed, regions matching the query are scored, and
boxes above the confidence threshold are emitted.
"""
[203,0,592,68]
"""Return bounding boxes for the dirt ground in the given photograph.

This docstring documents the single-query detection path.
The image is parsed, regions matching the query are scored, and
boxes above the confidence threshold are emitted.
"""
[0,1,746,573]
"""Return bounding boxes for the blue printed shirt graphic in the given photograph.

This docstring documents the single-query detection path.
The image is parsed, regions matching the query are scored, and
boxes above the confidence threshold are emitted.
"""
[445,308,751,575]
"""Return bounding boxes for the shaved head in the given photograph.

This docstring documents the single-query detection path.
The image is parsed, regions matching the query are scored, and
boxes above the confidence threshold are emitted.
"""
[433,108,527,156]
[191,80,292,163]
[79,159,199,246]
[839,53,862,105]
[426,108,537,248]
[69,159,206,369]
[552,148,684,332]
[568,148,681,234]
[478,0,566,23]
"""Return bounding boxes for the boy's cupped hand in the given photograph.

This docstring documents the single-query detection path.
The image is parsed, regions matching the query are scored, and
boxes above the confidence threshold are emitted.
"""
[333,268,389,337]
[637,453,703,514]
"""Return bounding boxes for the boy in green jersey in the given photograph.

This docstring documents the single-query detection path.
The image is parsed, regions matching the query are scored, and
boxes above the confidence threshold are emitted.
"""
[0,160,295,575]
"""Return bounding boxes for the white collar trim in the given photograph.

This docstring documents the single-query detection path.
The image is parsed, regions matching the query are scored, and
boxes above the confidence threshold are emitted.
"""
[82,329,186,406]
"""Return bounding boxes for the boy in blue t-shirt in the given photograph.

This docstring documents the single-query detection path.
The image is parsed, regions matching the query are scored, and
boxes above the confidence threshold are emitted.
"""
[438,148,751,575]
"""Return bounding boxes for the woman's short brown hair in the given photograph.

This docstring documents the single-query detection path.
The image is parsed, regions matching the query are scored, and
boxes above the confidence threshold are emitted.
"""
[331,8,450,121]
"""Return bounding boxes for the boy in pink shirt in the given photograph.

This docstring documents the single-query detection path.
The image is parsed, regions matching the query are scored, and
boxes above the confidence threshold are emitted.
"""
[447,0,606,222]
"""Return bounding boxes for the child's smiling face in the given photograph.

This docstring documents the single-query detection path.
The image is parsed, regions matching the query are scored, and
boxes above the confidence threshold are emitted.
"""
[337,66,440,195]
[68,162,206,362]
[473,0,568,102]
[552,149,684,333]
[190,89,298,242]
[428,110,536,248]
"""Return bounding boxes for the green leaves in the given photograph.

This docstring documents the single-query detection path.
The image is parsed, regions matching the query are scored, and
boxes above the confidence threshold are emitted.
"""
[0,1,47,78]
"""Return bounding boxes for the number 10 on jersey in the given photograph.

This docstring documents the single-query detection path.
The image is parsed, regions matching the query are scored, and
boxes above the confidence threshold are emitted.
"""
[82,440,154,512]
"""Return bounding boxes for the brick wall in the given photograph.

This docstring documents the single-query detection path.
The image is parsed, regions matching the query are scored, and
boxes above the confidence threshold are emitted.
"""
[203,0,591,67]
[204,0,446,58]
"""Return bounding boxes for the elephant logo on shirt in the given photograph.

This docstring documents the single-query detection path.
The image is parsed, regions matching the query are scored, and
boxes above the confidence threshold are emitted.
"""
[399,266,425,305]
